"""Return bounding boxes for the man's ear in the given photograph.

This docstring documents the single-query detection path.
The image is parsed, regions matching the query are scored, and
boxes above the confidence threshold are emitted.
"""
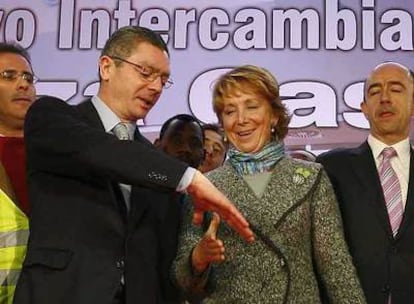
[360,100,368,117]
[99,56,113,81]
[411,94,414,117]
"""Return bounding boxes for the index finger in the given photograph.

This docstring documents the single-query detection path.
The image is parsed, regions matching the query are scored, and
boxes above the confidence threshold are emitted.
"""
[215,204,254,243]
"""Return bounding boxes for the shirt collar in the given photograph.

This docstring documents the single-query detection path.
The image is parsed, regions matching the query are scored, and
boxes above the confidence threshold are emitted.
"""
[91,95,136,139]
[367,134,410,162]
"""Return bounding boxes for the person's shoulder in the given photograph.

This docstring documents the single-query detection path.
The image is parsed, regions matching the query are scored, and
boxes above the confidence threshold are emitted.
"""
[277,158,325,192]
[30,95,75,114]
[284,156,321,170]
[316,147,357,162]
[282,157,323,179]
[205,162,231,181]
[35,95,67,106]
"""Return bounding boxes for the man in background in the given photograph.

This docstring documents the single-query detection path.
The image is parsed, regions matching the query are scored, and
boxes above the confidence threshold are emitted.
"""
[155,114,205,169]
[0,42,36,215]
[0,42,36,304]
[199,123,227,173]
[317,62,414,304]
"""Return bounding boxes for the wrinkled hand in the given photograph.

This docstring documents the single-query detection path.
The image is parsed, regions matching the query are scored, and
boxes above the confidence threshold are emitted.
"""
[192,213,225,273]
[187,171,254,243]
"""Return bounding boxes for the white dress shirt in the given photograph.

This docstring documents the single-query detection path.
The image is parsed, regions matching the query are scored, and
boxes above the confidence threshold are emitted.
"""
[367,135,410,208]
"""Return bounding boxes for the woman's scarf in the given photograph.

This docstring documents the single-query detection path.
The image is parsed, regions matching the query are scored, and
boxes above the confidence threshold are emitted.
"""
[227,140,285,176]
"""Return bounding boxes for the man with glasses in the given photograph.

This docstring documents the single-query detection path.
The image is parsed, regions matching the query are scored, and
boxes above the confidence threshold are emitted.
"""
[13,26,253,304]
[0,42,37,215]
[0,42,35,304]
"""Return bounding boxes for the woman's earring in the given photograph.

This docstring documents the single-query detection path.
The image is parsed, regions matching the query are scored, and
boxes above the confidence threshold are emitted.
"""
[271,126,275,134]
[223,135,228,143]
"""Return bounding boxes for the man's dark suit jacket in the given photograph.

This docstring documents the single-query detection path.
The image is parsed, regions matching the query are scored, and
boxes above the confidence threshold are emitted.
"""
[317,142,414,304]
[13,96,187,304]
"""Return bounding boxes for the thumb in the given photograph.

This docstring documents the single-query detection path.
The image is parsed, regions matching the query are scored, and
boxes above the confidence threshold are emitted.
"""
[205,212,221,240]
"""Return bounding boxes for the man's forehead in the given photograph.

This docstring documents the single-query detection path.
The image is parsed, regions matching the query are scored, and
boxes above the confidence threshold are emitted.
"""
[167,120,201,134]
[369,63,411,82]
[130,42,169,65]
[205,130,225,146]
[0,52,31,69]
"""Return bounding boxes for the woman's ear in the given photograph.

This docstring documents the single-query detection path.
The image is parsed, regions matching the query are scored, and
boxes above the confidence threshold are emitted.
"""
[271,113,279,128]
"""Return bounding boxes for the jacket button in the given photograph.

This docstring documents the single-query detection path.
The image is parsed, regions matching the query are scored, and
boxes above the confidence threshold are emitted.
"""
[391,246,398,254]
[116,260,124,269]
[382,285,390,293]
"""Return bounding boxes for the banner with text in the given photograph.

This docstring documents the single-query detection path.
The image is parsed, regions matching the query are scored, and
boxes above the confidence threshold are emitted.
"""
[1,0,413,151]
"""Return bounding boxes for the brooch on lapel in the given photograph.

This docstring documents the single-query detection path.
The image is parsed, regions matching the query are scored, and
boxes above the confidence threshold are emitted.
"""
[293,167,311,185]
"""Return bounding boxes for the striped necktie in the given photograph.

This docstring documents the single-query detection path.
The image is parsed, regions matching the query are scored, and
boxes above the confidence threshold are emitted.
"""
[378,147,403,237]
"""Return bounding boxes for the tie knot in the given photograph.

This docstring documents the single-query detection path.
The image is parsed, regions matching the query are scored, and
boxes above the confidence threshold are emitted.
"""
[112,123,130,140]
[381,147,397,160]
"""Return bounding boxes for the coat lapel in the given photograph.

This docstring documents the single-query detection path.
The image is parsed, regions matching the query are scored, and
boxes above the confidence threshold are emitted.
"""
[351,142,393,237]
[395,148,414,240]
[76,100,154,226]
[212,158,321,238]
[76,100,128,227]
[128,127,153,226]
[76,99,106,131]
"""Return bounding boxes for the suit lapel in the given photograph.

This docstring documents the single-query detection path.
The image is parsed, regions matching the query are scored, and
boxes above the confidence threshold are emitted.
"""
[395,148,414,239]
[128,127,153,226]
[76,99,106,130]
[134,127,152,146]
[351,142,393,237]
[76,100,128,225]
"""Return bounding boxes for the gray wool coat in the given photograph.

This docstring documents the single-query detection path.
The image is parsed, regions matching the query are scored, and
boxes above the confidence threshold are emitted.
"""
[173,157,366,304]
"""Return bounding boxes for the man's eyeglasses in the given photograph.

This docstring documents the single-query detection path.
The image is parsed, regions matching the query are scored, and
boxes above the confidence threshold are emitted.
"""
[110,56,173,89]
[0,69,38,85]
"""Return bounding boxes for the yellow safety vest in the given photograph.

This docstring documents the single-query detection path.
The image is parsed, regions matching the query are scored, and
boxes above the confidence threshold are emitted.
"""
[0,188,29,304]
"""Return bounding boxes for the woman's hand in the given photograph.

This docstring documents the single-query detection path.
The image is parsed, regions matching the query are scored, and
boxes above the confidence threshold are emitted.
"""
[191,212,225,273]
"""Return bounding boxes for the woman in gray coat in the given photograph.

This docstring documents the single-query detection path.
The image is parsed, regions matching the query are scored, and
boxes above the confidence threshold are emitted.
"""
[173,65,366,303]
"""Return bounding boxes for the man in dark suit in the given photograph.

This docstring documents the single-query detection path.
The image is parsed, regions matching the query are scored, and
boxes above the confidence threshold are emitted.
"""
[13,26,253,304]
[317,62,414,304]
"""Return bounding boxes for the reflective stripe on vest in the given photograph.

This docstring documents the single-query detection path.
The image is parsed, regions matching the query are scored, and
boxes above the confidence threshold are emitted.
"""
[0,269,21,287]
[0,188,29,304]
